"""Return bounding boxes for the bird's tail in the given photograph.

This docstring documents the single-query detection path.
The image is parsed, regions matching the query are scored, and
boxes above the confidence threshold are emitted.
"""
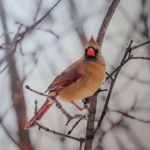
[24,97,54,129]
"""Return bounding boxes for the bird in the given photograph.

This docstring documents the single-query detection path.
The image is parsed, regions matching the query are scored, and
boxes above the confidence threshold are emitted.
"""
[25,37,105,129]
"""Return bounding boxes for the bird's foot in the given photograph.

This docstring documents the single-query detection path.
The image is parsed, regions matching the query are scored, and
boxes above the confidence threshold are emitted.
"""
[82,97,91,104]
[82,97,91,110]
[71,101,89,111]
[55,102,73,121]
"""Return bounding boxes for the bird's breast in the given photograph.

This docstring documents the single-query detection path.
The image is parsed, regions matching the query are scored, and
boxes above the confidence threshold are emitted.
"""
[58,61,105,102]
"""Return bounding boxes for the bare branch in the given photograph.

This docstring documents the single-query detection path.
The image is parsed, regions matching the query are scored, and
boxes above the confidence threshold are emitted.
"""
[131,56,150,60]
[36,122,84,142]
[33,0,43,22]
[79,141,84,150]
[32,100,85,142]
[131,40,150,51]
[22,0,61,33]
[0,121,20,149]
[96,0,120,47]
[26,85,86,132]
[0,104,20,149]
[34,27,59,39]
[105,56,131,82]
[0,0,61,72]
[84,0,120,150]
[95,40,133,133]
[109,108,150,124]
[105,39,150,81]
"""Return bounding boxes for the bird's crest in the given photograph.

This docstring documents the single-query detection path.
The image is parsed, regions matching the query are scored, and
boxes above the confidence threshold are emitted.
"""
[85,36,100,51]
[88,36,97,45]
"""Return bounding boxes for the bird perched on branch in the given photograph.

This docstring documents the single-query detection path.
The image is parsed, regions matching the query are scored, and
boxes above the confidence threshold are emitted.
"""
[25,37,105,129]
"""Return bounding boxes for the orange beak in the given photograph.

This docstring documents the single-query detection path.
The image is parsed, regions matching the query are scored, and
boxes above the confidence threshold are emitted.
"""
[87,48,95,57]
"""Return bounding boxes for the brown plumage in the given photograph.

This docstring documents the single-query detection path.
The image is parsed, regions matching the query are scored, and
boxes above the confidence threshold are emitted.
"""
[25,37,105,129]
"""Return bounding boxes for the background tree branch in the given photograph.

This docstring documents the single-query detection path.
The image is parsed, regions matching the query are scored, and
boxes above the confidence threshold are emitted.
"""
[0,0,33,149]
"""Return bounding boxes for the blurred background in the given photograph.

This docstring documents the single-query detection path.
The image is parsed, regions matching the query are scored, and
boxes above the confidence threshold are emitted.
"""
[0,0,150,149]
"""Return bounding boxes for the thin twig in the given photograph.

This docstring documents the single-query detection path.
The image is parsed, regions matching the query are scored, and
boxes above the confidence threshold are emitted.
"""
[95,39,150,133]
[33,0,43,22]
[0,120,20,149]
[68,115,86,134]
[105,56,131,82]
[0,104,20,148]
[33,99,84,142]
[0,104,14,120]
[131,56,150,60]
[106,56,150,81]
[0,0,61,72]
[29,0,61,31]
[131,40,150,51]
[109,109,150,123]
[0,63,9,73]
[36,122,84,142]
[0,24,22,73]
[95,40,133,133]
[105,39,150,81]
[34,27,59,38]
[79,141,84,150]
[26,85,72,121]
[26,85,86,131]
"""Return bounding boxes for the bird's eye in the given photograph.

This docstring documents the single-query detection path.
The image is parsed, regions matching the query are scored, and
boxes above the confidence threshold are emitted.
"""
[85,49,88,53]
[95,49,98,54]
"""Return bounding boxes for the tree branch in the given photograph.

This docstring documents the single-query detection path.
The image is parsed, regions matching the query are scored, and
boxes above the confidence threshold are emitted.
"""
[84,1,120,150]
[96,0,120,47]
[109,108,150,123]
[0,120,21,149]
[95,40,133,133]
[131,40,150,51]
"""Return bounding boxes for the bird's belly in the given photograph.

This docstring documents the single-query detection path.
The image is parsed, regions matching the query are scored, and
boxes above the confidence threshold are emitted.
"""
[58,74,104,102]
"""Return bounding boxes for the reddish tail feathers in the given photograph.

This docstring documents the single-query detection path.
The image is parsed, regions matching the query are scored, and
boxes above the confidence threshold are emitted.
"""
[25,100,54,129]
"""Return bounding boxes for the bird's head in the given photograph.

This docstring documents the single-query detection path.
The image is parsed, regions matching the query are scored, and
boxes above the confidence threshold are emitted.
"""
[84,37,100,61]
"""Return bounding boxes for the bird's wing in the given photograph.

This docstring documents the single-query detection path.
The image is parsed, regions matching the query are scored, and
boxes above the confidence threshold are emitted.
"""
[45,64,85,92]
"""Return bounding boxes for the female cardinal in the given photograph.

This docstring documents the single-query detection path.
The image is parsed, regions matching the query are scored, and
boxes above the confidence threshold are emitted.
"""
[25,37,105,129]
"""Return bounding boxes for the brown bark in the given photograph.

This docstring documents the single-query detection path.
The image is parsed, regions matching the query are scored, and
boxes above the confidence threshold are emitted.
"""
[84,0,120,150]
